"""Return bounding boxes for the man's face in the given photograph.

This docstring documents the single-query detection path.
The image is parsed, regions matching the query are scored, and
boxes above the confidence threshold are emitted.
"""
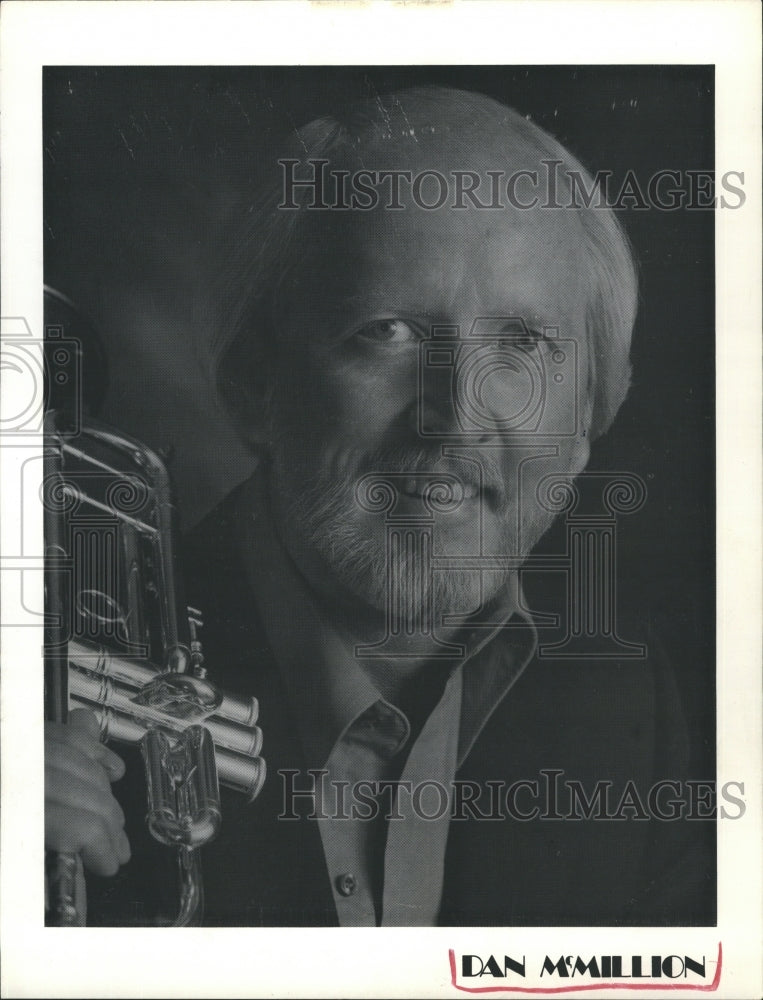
[263,190,591,624]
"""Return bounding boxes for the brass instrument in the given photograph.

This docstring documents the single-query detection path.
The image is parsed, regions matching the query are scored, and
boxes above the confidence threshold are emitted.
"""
[44,409,265,926]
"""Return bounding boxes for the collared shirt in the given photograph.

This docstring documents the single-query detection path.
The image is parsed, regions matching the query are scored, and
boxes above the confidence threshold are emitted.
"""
[235,474,537,926]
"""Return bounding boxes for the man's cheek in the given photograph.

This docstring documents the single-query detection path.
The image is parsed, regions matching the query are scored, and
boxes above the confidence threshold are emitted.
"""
[272,375,345,443]
[323,375,408,441]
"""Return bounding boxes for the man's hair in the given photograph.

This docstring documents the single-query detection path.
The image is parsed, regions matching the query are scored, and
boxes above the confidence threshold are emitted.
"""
[213,86,638,441]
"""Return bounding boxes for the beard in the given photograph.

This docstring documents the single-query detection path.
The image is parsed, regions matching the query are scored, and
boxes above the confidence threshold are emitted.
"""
[268,434,557,628]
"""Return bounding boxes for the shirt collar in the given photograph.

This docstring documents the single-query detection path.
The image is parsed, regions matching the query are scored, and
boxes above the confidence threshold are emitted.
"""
[234,471,537,769]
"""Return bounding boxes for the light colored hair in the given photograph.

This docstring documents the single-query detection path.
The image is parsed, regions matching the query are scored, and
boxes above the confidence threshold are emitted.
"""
[213,86,638,441]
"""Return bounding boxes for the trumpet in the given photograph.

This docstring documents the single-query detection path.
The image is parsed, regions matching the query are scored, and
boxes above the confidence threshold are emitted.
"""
[44,407,265,926]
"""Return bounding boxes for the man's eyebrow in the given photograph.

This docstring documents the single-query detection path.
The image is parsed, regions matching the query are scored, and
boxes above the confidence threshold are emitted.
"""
[330,292,549,320]
[321,293,437,327]
[329,290,429,312]
[313,287,561,340]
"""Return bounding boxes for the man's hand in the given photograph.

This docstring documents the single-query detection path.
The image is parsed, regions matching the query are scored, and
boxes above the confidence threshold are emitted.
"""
[45,708,131,876]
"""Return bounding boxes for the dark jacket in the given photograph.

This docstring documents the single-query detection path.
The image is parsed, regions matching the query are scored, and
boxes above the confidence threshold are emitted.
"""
[86,499,716,927]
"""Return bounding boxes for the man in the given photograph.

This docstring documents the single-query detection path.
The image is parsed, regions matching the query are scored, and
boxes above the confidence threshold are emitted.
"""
[45,86,714,926]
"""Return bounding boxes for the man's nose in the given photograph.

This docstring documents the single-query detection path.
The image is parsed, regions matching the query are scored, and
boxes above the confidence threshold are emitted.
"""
[407,347,503,444]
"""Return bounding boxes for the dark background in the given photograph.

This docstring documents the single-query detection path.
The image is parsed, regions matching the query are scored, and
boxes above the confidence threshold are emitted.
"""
[43,66,715,781]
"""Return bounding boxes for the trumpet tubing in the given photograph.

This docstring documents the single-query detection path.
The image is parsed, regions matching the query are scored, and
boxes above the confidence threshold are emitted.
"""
[69,668,263,756]
[69,691,267,801]
[68,637,260,728]
[45,407,265,926]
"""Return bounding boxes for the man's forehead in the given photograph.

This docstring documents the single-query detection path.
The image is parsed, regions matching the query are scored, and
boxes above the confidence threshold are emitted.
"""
[295,202,586,304]
[282,215,587,346]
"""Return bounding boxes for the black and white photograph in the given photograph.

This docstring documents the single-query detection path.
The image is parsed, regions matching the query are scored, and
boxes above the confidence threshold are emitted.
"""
[1,3,760,997]
[42,63,720,930]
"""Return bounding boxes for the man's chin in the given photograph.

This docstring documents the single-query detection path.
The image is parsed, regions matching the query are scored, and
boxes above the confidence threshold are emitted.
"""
[327,557,507,630]
[276,473,530,625]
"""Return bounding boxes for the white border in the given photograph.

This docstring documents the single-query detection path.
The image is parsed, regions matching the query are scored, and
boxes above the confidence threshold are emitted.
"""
[1,2,761,997]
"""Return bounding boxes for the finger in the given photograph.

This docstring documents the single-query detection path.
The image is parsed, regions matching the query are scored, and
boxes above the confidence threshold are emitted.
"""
[45,741,115,801]
[46,759,126,831]
[100,746,127,782]
[45,804,122,877]
[46,718,126,780]
[115,826,131,866]
[68,707,102,739]
[45,786,129,875]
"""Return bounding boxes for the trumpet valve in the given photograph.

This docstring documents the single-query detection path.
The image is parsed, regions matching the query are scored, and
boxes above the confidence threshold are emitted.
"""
[141,726,222,849]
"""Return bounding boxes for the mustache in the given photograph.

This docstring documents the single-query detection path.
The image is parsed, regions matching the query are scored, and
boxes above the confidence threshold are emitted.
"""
[276,443,514,622]
[348,446,506,496]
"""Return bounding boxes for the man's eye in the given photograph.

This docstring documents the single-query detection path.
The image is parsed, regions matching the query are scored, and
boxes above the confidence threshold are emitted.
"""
[354,319,420,345]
